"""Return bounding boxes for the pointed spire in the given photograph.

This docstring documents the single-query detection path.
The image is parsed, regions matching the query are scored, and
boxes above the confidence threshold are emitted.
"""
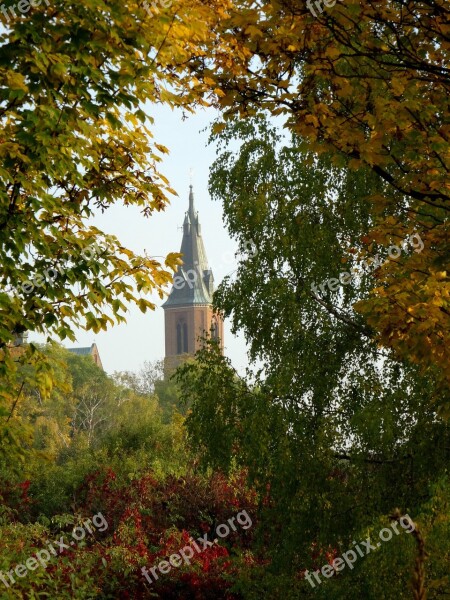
[189,184,195,218]
[162,185,212,309]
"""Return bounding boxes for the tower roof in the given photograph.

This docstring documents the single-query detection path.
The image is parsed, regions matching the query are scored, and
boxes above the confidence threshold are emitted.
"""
[162,186,215,309]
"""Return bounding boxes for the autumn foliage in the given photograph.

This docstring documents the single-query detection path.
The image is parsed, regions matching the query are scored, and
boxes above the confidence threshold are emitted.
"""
[185,0,450,414]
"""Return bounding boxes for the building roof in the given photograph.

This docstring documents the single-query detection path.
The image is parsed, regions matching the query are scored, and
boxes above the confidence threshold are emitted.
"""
[162,186,215,309]
[67,343,103,370]
[67,346,92,356]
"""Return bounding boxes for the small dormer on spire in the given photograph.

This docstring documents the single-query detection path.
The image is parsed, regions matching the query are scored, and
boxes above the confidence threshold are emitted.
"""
[183,211,191,235]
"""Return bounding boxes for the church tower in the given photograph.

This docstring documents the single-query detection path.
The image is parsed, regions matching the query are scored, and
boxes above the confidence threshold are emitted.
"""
[162,186,224,376]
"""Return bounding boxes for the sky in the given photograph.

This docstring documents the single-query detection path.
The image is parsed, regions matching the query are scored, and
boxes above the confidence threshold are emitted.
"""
[30,105,249,376]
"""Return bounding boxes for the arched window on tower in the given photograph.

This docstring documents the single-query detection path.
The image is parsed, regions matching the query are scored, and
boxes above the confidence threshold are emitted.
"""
[183,322,188,353]
[176,322,182,355]
[210,317,219,341]
[177,320,189,354]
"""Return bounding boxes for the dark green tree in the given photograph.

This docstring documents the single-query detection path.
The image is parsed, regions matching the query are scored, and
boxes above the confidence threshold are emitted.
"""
[176,118,450,597]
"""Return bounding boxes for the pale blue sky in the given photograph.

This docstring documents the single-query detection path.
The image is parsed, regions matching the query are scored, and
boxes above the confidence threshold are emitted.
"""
[30,105,249,375]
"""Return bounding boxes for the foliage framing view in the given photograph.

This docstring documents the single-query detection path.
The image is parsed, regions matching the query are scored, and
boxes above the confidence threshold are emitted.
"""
[0,0,449,599]
[0,0,229,404]
[199,0,450,414]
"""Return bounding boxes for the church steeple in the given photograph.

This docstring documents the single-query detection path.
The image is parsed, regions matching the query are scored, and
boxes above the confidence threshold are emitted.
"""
[162,186,224,376]
[162,186,213,308]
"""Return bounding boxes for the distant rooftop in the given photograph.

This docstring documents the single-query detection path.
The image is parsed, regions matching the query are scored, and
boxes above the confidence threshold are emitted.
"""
[67,343,103,369]
[68,347,92,356]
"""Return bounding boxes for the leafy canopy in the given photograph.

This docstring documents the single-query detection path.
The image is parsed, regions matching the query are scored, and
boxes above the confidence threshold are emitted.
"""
[188,0,450,413]
[0,0,230,407]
